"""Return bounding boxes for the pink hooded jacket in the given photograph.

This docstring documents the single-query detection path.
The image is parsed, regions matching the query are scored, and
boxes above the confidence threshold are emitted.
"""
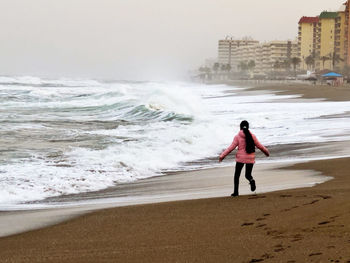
[220,130,269,164]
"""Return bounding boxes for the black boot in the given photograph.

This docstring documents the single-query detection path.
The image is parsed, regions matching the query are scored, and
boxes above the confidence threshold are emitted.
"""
[231,192,239,197]
[250,179,256,192]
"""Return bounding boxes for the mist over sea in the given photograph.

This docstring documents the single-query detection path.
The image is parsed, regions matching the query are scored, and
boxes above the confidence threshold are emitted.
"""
[1,76,350,206]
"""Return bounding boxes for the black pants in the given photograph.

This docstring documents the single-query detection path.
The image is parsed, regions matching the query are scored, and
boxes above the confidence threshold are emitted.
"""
[233,162,254,194]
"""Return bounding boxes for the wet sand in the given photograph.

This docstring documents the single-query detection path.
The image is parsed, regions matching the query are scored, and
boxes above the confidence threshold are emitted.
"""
[252,82,350,101]
[0,158,349,262]
[0,160,328,237]
[219,80,350,101]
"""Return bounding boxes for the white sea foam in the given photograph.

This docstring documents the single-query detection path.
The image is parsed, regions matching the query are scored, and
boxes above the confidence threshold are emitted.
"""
[1,78,350,205]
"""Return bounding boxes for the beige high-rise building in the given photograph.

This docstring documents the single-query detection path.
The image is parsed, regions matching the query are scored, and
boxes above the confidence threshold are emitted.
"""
[218,37,259,66]
[231,40,298,74]
[298,4,348,72]
[335,6,346,70]
[317,11,339,70]
[298,16,320,70]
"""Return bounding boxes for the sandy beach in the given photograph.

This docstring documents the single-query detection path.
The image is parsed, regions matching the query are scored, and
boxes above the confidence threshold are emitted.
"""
[1,82,350,262]
[0,158,349,262]
[221,80,350,101]
[250,82,350,102]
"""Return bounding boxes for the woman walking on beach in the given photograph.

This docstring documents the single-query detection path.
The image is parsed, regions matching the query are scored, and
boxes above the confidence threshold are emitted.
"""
[219,120,269,197]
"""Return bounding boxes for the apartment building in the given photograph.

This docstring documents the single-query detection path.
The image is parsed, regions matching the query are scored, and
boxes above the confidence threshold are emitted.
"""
[261,41,298,73]
[317,12,338,70]
[298,16,319,70]
[231,40,298,74]
[334,5,347,69]
[231,44,257,70]
[335,6,346,69]
[218,37,259,66]
[298,4,349,71]
[345,1,350,65]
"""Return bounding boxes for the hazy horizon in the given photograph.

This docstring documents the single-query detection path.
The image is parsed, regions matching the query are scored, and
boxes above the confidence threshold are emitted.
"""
[0,0,345,81]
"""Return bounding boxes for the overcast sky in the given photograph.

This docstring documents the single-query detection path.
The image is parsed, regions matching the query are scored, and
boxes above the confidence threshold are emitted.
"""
[0,0,345,80]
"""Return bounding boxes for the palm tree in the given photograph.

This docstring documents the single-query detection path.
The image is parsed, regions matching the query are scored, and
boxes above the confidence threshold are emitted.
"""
[291,57,301,76]
[238,61,248,72]
[282,59,291,71]
[329,52,344,70]
[273,61,281,71]
[320,56,330,69]
[342,65,350,80]
[305,55,315,71]
[248,60,256,72]
[220,64,227,72]
[198,66,211,80]
[212,63,220,75]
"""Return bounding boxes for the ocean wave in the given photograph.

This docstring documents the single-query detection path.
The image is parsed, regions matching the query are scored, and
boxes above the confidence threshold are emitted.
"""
[0,76,101,87]
[1,78,350,205]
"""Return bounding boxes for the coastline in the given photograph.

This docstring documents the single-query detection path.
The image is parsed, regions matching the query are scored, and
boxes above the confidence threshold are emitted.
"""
[0,158,349,262]
[1,139,348,238]
[0,81,350,261]
[211,80,350,102]
[0,160,328,237]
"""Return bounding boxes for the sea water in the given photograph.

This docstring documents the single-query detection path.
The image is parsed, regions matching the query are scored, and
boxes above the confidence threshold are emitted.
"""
[1,76,350,205]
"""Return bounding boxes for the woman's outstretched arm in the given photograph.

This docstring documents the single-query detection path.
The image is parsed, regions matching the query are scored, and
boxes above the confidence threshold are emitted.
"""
[219,136,238,162]
[252,134,269,156]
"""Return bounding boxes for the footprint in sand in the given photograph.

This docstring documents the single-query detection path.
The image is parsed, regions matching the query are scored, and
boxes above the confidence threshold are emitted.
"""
[273,244,284,252]
[256,217,266,221]
[248,195,266,199]
[279,194,292,197]
[256,224,267,228]
[318,221,330,225]
[263,213,270,216]
[267,230,283,236]
[301,228,313,233]
[290,234,303,242]
[303,199,320,206]
[261,253,273,259]
[280,206,299,212]
[292,234,303,238]
[309,252,322,257]
[249,259,264,263]
[241,222,254,226]
[315,195,332,199]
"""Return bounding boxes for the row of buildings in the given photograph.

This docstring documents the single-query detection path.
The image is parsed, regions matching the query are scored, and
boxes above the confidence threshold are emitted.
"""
[298,9,345,71]
[217,1,350,75]
[218,38,298,74]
